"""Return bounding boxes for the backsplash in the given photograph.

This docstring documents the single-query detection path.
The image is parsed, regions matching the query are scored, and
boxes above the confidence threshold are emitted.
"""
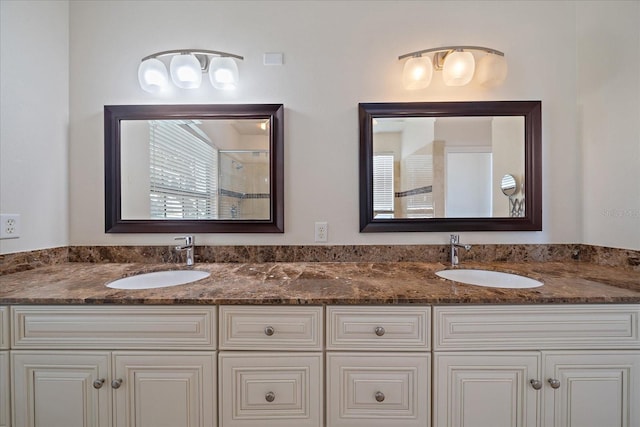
[1,244,638,276]
[66,244,581,264]
[0,247,69,274]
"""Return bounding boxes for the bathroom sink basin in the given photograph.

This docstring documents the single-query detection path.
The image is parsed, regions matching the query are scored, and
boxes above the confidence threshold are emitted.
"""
[107,270,210,290]
[436,269,543,289]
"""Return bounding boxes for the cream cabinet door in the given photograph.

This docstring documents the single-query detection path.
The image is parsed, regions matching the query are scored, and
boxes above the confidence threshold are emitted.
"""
[1,351,9,427]
[433,352,541,427]
[11,351,111,427]
[542,351,640,427]
[112,352,216,427]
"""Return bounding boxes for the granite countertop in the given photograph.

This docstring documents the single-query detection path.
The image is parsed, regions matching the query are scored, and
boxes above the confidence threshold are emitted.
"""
[1,261,639,305]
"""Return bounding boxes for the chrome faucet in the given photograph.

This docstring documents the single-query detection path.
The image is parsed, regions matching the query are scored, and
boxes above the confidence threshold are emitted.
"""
[174,235,194,267]
[450,234,471,267]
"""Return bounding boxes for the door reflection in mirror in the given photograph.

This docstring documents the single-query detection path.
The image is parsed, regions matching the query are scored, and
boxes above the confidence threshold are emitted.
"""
[372,116,524,219]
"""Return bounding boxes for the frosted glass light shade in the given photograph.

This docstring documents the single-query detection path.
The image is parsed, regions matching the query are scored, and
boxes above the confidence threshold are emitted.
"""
[476,54,508,87]
[442,51,475,86]
[402,56,433,90]
[208,57,239,90]
[170,54,202,89]
[138,58,169,93]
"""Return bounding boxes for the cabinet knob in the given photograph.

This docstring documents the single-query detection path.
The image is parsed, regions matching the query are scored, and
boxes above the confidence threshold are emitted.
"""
[374,391,385,402]
[529,379,542,390]
[374,326,385,336]
[111,378,123,389]
[92,378,105,389]
[264,326,275,336]
[548,378,561,389]
[265,391,276,402]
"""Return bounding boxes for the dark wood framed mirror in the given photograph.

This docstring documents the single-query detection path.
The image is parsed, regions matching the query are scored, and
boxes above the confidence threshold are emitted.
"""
[105,104,284,233]
[359,101,541,232]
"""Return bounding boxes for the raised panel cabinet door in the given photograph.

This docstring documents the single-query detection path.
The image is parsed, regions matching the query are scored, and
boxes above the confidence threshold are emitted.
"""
[11,351,111,427]
[218,352,323,427]
[0,352,9,427]
[326,352,431,427]
[542,351,640,427]
[433,352,541,427]
[112,351,216,427]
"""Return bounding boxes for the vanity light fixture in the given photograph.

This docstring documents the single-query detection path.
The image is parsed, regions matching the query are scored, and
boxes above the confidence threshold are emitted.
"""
[138,49,243,93]
[399,46,507,89]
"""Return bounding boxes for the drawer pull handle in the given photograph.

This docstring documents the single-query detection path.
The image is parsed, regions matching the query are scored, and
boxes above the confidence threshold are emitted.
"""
[529,379,542,390]
[265,391,276,402]
[111,378,123,389]
[374,391,385,402]
[374,326,385,336]
[548,378,561,389]
[92,378,105,389]
[264,326,275,336]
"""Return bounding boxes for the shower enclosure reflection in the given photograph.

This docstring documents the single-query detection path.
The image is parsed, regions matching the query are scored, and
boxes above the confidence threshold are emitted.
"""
[218,150,270,220]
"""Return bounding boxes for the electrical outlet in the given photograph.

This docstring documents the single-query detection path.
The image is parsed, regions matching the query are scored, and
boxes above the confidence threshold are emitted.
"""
[314,221,328,242]
[0,214,21,239]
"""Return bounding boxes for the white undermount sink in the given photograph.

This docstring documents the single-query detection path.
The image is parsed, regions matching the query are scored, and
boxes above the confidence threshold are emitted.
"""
[436,269,543,289]
[107,270,210,290]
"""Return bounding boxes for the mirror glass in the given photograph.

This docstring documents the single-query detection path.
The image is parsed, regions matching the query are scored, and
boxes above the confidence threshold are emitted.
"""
[120,119,270,220]
[359,101,541,232]
[372,116,524,219]
[105,104,284,233]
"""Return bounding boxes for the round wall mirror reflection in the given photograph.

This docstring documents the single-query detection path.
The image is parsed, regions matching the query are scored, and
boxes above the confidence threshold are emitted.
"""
[501,174,518,196]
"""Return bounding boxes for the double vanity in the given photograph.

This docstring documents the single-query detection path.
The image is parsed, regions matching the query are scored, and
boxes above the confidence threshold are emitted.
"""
[1,259,639,427]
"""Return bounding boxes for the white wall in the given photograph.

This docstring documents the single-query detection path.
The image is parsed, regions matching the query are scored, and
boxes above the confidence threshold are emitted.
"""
[0,0,69,254]
[577,1,640,250]
[3,1,637,252]
[67,0,582,246]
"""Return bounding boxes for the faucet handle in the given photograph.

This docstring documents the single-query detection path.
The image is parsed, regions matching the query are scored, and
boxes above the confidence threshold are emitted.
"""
[174,235,194,245]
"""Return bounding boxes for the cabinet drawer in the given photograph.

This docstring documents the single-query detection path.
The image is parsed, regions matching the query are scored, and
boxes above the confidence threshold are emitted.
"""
[219,352,323,427]
[326,353,431,427]
[11,305,216,350]
[219,305,322,350]
[0,307,7,350]
[434,304,640,350]
[327,306,430,351]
